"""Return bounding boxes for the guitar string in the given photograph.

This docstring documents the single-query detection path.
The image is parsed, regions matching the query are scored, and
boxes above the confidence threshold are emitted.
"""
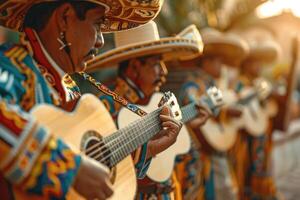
[82,108,160,157]
[89,111,161,166]
[84,103,197,160]
[84,103,198,163]
[83,109,160,158]
[90,105,200,167]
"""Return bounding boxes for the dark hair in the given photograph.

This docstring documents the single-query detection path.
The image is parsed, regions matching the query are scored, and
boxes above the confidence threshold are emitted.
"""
[23,1,98,32]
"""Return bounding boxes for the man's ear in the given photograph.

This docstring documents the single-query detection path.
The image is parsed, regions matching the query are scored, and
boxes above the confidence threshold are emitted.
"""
[55,3,74,32]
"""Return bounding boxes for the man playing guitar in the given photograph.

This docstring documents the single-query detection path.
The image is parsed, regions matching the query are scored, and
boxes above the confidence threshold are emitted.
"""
[87,21,209,200]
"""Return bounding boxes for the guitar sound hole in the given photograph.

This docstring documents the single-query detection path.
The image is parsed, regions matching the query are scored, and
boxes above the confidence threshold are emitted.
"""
[85,138,112,168]
[81,130,117,183]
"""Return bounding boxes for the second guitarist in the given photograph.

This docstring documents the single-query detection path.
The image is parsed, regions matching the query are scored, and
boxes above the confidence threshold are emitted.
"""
[87,22,209,200]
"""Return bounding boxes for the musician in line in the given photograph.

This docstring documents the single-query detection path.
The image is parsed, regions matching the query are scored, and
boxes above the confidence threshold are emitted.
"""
[87,21,210,200]
[174,28,249,200]
[0,1,183,199]
[229,37,282,200]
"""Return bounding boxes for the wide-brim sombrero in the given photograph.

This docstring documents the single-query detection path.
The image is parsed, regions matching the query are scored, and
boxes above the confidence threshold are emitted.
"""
[200,28,249,67]
[245,40,281,63]
[0,0,163,32]
[86,21,203,71]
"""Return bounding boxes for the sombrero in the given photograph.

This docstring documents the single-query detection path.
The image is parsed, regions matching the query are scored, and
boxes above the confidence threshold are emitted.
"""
[0,0,163,32]
[86,21,203,71]
[244,40,281,63]
[200,28,249,67]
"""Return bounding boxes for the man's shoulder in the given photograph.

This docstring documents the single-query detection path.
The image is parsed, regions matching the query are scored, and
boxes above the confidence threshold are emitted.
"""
[0,43,30,64]
[0,43,32,75]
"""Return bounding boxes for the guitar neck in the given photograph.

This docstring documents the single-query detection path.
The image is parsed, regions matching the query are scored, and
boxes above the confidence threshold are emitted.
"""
[181,102,199,123]
[103,108,163,167]
[181,95,220,122]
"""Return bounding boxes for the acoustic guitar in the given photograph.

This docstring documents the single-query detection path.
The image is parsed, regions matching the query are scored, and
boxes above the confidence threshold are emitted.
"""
[200,79,274,152]
[13,93,181,200]
[117,87,223,182]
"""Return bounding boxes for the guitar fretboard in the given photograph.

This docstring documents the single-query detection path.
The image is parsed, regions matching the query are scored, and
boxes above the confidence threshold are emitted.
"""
[103,108,163,167]
[181,103,198,123]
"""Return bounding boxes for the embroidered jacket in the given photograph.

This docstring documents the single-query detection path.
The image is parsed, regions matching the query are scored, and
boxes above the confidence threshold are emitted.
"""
[0,28,153,199]
[100,77,182,200]
[0,29,81,199]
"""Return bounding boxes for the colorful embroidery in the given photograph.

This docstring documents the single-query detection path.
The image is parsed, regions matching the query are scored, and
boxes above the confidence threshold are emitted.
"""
[0,28,82,198]
[22,137,81,199]
[4,45,36,111]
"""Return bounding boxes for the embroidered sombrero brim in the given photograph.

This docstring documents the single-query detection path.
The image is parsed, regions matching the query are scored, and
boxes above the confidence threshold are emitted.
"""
[0,0,163,32]
[87,25,203,71]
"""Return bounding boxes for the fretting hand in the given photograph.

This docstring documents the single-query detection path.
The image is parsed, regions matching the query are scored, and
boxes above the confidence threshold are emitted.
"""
[188,105,211,129]
[147,106,182,158]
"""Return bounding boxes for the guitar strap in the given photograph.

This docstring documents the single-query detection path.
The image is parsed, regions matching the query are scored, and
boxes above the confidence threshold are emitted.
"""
[79,72,148,117]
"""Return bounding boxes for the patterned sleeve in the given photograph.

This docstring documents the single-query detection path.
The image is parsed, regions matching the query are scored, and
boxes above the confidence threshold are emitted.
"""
[100,94,151,178]
[180,81,202,105]
[0,65,81,199]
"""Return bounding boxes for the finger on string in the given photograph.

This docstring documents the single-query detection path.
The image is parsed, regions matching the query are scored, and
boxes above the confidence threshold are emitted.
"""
[160,106,171,115]
[162,120,182,129]
[199,109,211,118]
[159,114,176,122]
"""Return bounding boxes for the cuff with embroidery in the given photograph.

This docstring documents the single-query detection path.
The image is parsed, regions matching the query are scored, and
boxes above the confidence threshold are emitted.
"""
[133,143,152,179]
[21,136,81,199]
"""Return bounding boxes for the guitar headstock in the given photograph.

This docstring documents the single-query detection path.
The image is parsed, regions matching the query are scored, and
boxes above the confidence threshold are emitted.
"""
[254,78,272,100]
[160,92,182,121]
[198,86,224,116]
[206,86,224,108]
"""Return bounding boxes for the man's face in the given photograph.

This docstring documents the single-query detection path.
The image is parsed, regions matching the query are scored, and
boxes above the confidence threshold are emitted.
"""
[242,60,261,78]
[201,56,222,78]
[134,56,168,97]
[65,5,105,72]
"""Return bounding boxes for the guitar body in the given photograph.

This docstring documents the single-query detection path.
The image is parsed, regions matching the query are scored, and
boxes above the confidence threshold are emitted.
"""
[199,90,240,152]
[239,88,269,136]
[200,119,239,152]
[117,92,191,182]
[13,94,136,200]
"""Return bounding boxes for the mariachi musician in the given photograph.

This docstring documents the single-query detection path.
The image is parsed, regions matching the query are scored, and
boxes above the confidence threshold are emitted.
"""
[87,21,209,200]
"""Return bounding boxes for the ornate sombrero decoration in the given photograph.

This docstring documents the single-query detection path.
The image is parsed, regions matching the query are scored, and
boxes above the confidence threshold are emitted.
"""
[86,21,203,71]
[0,0,164,32]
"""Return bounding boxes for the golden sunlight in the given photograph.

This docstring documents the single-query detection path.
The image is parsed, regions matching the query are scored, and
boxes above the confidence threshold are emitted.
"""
[256,0,300,18]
